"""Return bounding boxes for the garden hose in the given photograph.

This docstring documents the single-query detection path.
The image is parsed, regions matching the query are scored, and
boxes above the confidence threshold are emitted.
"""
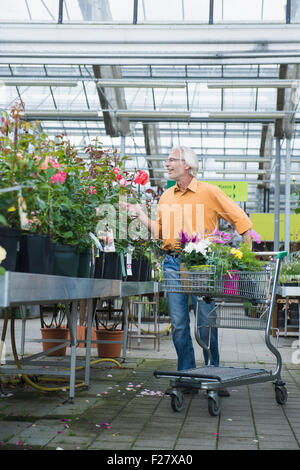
[1,308,121,393]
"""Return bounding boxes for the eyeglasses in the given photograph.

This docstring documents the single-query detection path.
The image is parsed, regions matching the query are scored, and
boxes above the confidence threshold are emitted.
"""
[165,157,181,165]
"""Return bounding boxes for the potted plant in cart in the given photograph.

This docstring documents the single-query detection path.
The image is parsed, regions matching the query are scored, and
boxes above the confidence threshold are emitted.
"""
[178,229,265,295]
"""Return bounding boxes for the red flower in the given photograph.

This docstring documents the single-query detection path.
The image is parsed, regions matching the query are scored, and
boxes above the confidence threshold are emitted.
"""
[113,168,123,180]
[134,171,148,186]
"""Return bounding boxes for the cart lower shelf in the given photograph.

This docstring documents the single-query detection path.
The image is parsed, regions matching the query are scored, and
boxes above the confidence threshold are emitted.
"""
[154,365,273,389]
[154,365,287,416]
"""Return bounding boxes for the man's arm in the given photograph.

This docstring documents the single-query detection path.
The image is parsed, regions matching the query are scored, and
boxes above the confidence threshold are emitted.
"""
[122,202,160,238]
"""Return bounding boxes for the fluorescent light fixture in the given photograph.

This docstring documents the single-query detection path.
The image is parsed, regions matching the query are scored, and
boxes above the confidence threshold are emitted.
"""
[215,170,277,174]
[207,80,299,89]
[214,158,271,163]
[0,80,78,87]
[115,111,191,119]
[24,111,99,119]
[96,79,186,88]
[209,112,287,119]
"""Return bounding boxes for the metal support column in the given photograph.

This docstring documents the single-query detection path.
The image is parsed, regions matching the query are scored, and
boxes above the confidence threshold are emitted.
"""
[274,138,281,251]
[284,138,291,255]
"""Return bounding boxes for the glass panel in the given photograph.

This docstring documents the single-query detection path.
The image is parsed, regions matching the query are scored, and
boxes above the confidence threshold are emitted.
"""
[63,0,134,22]
[223,89,256,111]
[20,86,57,109]
[183,0,210,21]
[291,0,300,22]
[223,65,259,78]
[262,0,286,21]
[138,0,182,21]
[0,0,58,21]
[151,66,186,78]
[214,0,262,22]
[256,88,277,111]
[188,84,221,112]
[0,0,30,21]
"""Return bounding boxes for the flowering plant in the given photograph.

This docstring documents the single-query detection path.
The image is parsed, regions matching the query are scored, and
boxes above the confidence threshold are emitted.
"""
[0,245,6,275]
[0,103,150,253]
[279,253,300,285]
[178,229,264,275]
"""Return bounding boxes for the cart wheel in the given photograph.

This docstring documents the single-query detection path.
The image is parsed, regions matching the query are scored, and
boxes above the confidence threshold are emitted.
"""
[208,396,222,416]
[275,385,288,405]
[170,390,185,412]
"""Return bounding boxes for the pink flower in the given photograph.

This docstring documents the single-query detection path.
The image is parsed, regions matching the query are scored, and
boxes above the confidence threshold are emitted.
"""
[118,177,129,187]
[87,185,97,194]
[35,157,61,170]
[249,230,261,244]
[51,171,67,184]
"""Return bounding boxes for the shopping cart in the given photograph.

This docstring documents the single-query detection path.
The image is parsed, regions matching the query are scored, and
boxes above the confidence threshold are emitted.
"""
[154,251,288,416]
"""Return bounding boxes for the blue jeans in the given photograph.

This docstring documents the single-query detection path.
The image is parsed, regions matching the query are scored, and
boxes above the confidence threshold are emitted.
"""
[163,254,220,371]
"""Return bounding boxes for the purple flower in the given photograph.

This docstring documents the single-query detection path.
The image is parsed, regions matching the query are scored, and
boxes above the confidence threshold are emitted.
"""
[178,230,190,245]
[249,230,261,244]
[190,233,200,243]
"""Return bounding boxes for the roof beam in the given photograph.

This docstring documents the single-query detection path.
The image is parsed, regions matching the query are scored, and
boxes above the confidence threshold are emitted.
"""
[2,24,300,65]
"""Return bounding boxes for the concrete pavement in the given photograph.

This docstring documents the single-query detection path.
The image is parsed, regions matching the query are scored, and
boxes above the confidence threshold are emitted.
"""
[0,315,300,452]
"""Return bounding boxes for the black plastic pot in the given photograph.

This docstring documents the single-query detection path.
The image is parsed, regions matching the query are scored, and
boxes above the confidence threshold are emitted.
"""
[18,232,51,274]
[94,252,121,280]
[52,244,80,277]
[0,226,22,271]
[125,257,141,282]
[139,257,152,281]
[103,252,121,280]
[77,248,92,278]
[94,252,104,279]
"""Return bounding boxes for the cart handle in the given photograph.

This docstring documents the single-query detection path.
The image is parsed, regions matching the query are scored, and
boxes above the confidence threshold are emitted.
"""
[276,251,288,259]
[254,251,288,259]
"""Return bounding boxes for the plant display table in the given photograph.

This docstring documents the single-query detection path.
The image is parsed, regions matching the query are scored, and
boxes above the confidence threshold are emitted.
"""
[120,281,160,357]
[0,271,121,401]
[0,274,160,401]
[277,286,300,348]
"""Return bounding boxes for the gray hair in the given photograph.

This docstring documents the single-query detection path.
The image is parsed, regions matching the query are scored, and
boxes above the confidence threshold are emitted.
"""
[171,146,199,177]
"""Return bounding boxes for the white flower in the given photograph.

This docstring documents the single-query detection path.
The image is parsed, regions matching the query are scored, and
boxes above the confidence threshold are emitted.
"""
[183,239,211,256]
[0,246,6,264]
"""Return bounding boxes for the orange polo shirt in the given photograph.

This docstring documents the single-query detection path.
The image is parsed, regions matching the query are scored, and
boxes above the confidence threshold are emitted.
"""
[153,178,252,251]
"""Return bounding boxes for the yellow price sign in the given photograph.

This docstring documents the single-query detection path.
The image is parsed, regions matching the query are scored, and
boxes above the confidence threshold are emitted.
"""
[204,181,248,202]
[167,180,248,201]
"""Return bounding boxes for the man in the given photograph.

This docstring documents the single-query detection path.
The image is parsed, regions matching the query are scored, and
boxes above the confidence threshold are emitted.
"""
[125,146,253,395]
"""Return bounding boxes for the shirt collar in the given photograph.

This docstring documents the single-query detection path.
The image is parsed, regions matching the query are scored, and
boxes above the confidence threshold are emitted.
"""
[174,177,197,193]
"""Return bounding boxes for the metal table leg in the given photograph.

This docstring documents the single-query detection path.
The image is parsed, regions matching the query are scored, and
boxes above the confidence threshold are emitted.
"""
[65,301,78,402]
[84,299,93,387]
[122,296,129,360]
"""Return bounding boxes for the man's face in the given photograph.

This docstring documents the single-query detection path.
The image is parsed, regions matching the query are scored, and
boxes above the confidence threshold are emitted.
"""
[165,149,189,180]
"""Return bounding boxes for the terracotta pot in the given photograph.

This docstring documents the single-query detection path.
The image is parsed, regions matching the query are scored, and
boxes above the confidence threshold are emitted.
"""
[40,327,69,356]
[91,326,98,348]
[95,328,124,358]
[76,325,87,348]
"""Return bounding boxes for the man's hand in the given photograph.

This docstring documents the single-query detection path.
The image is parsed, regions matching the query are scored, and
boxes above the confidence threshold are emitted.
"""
[241,229,252,248]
